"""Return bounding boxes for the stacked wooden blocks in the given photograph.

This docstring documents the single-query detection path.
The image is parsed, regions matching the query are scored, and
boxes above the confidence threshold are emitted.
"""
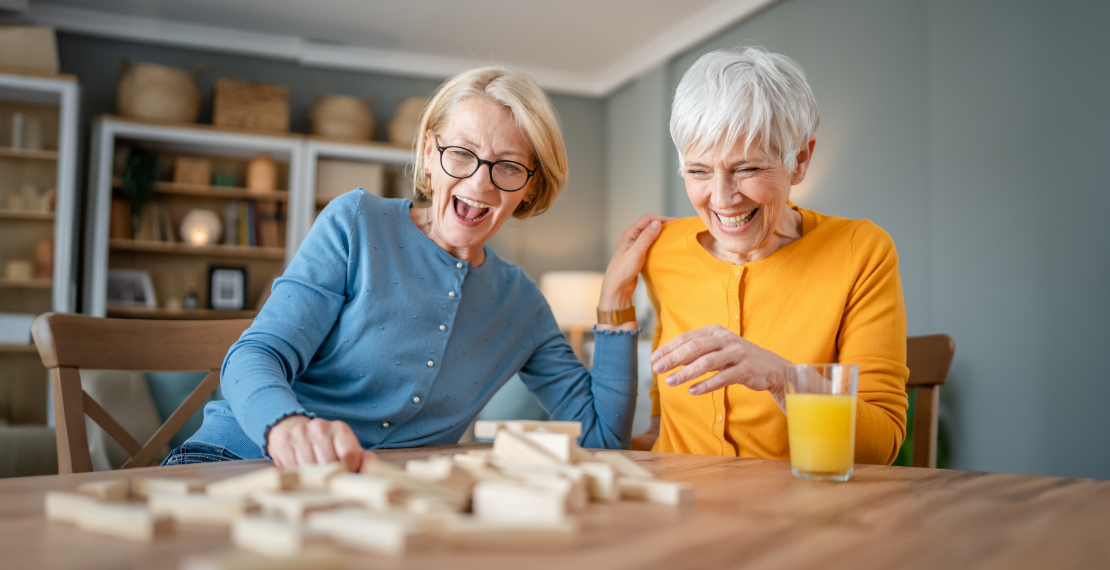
[43,421,693,568]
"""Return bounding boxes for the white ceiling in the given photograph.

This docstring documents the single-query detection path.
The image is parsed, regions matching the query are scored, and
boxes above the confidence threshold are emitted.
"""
[16,0,778,96]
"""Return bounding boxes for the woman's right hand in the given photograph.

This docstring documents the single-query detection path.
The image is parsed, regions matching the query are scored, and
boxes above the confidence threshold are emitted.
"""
[266,415,371,472]
[631,415,660,451]
[598,214,675,330]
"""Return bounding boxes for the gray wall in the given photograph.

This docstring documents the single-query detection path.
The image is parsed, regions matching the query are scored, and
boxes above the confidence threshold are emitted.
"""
[606,0,1110,478]
[55,33,607,280]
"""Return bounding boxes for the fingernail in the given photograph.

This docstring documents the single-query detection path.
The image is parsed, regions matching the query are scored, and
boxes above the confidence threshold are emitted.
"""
[666,377,676,386]
[651,220,661,228]
[689,386,700,395]
[652,362,665,373]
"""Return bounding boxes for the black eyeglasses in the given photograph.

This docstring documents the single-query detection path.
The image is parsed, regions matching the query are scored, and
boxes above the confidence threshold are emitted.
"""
[435,137,537,192]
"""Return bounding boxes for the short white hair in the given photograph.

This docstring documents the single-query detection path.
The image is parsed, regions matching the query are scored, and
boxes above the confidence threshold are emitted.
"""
[670,45,819,168]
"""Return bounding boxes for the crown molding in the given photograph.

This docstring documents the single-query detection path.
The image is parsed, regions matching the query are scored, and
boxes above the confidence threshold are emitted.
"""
[20,1,777,97]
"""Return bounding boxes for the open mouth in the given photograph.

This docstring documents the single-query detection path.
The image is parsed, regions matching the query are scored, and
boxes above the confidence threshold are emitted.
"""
[453,196,491,223]
[716,208,758,228]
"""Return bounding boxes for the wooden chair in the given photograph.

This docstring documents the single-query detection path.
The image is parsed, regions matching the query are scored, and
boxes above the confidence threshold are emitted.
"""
[31,313,252,474]
[906,334,956,468]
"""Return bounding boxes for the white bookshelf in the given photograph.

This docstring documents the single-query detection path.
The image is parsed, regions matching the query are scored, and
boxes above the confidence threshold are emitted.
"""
[0,71,80,426]
[294,137,413,247]
[84,117,306,318]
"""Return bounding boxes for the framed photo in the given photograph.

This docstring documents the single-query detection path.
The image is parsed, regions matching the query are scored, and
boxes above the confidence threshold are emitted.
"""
[106,269,157,308]
[208,265,247,310]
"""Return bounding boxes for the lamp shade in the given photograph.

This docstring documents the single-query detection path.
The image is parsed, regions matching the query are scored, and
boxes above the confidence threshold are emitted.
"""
[539,271,604,329]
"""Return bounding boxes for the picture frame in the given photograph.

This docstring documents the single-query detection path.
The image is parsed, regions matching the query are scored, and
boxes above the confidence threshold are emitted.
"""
[208,265,247,310]
[106,269,158,308]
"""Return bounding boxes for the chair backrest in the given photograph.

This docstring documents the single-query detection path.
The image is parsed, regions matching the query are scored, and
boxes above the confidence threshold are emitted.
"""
[905,334,956,468]
[31,313,252,474]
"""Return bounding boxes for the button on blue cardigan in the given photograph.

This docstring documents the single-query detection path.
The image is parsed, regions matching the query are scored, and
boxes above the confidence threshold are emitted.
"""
[188,190,638,459]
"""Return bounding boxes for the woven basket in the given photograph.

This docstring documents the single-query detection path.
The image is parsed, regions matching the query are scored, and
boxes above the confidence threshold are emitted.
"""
[310,95,374,140]
[117,63,200,123]
[212,79,289,132]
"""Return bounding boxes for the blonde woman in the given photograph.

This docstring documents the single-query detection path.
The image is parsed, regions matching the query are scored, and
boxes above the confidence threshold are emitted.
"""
[167,67,665,468]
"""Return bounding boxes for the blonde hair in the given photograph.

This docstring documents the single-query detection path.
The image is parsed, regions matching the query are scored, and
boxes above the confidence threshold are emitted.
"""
[411,66,568,218]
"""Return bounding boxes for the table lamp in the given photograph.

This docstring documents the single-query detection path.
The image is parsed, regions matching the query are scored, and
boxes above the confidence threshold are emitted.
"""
[539,271,604,364]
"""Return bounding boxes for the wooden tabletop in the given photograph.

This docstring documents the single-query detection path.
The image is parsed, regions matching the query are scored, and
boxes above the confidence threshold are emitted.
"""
[2,445,1107,570]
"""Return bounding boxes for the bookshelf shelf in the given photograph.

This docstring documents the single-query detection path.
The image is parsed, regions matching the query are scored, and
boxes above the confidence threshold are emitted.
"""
[0,277,52,289]
[109,239,285,260]
[0,147,58,161]
[0,343,38,354]
[106,307,259,320]
[0,209,54,221]
[112,178,290,202]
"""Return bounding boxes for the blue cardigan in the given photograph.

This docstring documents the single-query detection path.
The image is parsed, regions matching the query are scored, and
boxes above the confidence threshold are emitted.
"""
[188,190,638,459]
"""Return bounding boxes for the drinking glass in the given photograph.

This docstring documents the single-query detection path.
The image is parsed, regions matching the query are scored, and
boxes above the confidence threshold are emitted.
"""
[784,363,859,482]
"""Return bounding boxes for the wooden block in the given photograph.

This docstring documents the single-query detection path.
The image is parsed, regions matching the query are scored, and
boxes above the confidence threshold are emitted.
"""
[132,477,206,499]
[232,515,318,559]
[329,473,400,511]
[442,517,579,550]
[182,545,345,570]
[44,491,98,524]
[76,503,173,542]
[618,478,695,506]
[361,461,468,505]
[148,493,257,525]
[207,467,298,498]
[497,465,588,512]
[523,431,574,463]
[577,462,619,502]
[453,462,521,485]
[404,493,467,516]
[593,451,656,478]
[406,455,476,495]
[474,420,582,440]
[254,491,353,521]
[75,479,130,502]
[570,445,596,464]
[451,452,488,470]
[492,430,566,467]
[307,508,430,556]
[472,481,569,525]
[295,462,348,490]
[465,449,492,459]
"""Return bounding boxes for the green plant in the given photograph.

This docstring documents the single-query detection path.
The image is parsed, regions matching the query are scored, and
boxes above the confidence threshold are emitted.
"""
[119,146,158,236]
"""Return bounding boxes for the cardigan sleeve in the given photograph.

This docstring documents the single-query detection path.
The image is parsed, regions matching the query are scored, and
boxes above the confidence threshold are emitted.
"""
[841,221,910,465]
[219,191,362,454]
[516,286,639,450]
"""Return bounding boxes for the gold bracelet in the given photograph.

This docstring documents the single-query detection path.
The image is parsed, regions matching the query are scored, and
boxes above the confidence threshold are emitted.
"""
[597,306,636,325]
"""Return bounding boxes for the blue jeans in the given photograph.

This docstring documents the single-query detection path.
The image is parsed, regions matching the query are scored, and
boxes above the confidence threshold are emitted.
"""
[161,442,244,466]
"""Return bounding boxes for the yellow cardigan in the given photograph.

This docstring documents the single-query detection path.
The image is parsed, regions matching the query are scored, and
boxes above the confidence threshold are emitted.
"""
[642,205,909,464]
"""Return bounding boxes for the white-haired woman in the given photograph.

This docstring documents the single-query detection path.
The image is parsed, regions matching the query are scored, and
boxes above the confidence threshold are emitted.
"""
[631,46,909,463]
[165,67,666,469]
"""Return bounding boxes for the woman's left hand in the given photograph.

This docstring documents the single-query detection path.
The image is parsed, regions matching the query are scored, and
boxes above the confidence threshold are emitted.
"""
[650,324,791,414]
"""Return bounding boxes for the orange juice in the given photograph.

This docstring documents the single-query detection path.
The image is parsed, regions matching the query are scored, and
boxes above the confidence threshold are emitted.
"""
[786,394,857,476]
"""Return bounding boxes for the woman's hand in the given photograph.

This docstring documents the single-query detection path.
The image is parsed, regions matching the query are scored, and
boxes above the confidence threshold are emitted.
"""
[630,415,660,451]
[266,415,374,471]
[598,214,676,331]
[650,325,791,414]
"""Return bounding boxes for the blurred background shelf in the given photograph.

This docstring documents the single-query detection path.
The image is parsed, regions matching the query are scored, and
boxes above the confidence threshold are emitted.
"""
[108,238,285,260]
[0,344,38,354]
[0,147,58,160]
[0,277,52,288]
[112,177,290,202]
[106,307,259,320]
[0,210,54,221]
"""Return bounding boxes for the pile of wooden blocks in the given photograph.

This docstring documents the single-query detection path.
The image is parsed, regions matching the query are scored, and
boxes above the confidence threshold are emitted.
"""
[43,420,693,569]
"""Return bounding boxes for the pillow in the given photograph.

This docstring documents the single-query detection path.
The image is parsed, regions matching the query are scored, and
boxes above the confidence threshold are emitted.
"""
[145,372,222,449]
[80,369,168,471]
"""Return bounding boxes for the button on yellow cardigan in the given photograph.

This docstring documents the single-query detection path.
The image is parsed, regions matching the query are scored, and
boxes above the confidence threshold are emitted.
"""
[642,205,909,464]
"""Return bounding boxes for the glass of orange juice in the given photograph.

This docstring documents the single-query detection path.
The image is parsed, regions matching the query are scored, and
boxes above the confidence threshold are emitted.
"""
[784,363,859,482]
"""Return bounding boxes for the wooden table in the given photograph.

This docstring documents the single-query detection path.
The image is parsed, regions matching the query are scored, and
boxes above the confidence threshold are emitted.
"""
[2,445,1108,570]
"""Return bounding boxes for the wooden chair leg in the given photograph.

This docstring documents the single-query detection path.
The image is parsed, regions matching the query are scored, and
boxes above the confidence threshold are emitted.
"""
[911,385,940,469]
[50,367,93,474]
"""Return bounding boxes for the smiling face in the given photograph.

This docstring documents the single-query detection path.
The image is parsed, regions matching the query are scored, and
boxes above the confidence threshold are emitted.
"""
[682,136,815,264]
[421,97,534,263]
